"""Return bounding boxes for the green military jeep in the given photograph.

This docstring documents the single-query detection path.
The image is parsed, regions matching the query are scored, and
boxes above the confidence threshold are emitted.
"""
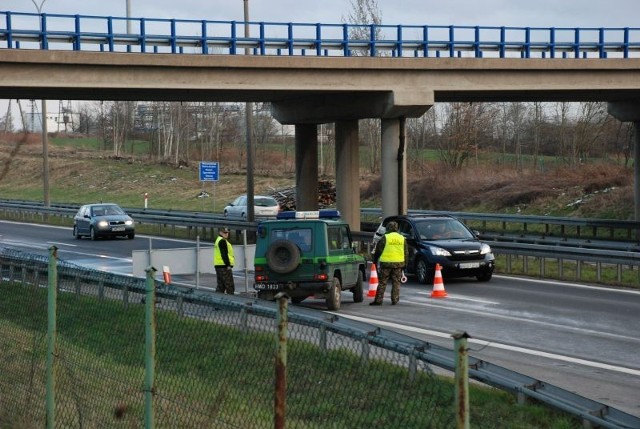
[253,210,366,310]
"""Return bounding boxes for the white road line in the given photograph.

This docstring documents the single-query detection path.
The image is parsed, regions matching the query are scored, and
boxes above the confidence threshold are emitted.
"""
[47,241,77,248]
[415,291,499,305]
[337,314,640,377]
[408,300,640,343]
[495,274,640,295]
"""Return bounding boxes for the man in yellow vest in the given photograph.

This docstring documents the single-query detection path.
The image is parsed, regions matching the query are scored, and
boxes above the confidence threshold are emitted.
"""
[370,221,408,306]
[214,227,235,294]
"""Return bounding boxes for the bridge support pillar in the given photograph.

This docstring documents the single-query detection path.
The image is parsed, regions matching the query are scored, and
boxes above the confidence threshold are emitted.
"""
[335,120,360,231]
[381,118,407,218]
[608,102,640,222]
[295,124,318,211]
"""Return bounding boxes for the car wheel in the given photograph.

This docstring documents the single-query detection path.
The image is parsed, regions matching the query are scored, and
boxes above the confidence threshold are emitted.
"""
[416,258,433,284]
[127,232,135,239]
[266,240,301,274]
[90,227,98,241]
[352,270,364,303]
[242,213,247,221]
[476,271,493,282]
[326,277,341,311]
[223,210,228,217]
[73,225,81,239]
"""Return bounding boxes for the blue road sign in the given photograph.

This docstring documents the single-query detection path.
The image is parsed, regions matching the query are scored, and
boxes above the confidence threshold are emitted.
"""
[199,161,219,182]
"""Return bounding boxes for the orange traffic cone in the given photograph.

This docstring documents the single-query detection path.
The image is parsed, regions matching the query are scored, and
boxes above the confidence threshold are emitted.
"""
[430,263,447,298]
[367,262,379,298]
[162,265,172,285]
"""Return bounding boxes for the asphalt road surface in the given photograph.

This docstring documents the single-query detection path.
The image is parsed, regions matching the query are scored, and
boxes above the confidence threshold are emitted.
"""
[2,220,639,417]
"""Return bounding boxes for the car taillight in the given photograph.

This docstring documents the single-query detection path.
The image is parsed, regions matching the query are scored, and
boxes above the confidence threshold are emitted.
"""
[255,274,268,281]
[314,273,328,281]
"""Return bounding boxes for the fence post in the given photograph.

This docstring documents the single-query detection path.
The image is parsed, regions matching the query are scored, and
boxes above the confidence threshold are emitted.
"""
[144,266,157,429]
[275,292,288,429]
[46,245,58,429]
[453,331,470,429]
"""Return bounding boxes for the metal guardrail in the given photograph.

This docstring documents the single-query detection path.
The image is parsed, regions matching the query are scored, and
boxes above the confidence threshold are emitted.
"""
[1,11,640,59]
[2,199,640,275]
[362,208,640,241]
[2,247,639,428]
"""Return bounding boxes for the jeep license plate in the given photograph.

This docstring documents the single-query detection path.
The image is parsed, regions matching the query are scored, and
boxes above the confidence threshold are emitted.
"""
[111,227,125,232]
[459,262,480,269]
[255,283,281,291]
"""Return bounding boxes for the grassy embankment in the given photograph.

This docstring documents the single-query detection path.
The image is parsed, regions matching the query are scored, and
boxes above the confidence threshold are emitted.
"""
[0,281,582,429]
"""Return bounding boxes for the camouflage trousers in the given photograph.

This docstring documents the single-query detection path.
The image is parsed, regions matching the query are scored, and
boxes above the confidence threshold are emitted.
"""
[215,266,235,295]
[374,262,404,304]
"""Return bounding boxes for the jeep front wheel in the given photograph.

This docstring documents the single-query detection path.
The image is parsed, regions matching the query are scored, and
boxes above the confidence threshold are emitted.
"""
[266,239,301,274]
[326,277,341,311]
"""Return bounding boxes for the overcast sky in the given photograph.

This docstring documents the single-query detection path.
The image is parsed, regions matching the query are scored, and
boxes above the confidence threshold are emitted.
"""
[2,0,639,28]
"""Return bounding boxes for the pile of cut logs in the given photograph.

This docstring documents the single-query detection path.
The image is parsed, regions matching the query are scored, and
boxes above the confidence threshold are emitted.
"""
[269,180,336,211]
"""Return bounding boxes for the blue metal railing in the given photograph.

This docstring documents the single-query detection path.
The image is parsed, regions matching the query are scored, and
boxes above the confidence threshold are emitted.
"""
[1,10,640,59]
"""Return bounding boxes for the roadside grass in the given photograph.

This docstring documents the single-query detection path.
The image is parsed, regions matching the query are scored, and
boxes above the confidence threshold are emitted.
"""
[0,281,583,429]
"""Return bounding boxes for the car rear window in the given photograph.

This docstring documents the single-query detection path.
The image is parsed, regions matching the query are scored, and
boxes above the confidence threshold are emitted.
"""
[256,197,278,207]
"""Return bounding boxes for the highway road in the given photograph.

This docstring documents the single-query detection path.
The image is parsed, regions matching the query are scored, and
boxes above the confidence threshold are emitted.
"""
[1,220,639,418]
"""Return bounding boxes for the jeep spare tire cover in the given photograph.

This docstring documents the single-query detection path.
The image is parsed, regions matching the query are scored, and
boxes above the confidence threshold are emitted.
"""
[266,239,301,274]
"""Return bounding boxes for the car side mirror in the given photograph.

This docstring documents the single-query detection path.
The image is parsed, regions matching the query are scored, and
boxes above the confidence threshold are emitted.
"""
[84,214,91,219]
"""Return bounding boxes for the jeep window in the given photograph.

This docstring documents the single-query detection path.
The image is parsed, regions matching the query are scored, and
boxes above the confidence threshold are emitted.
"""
[271,228,313,252]
[327,226,341,251]
[328,225,351,251]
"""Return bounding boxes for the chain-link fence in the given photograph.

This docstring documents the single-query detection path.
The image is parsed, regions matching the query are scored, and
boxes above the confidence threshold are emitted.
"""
[0,246,463,428]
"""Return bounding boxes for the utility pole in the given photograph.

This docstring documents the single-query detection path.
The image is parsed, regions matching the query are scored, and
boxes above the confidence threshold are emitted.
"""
[32,0,49,208]
[126,0,132,34]
[244,0,255,222]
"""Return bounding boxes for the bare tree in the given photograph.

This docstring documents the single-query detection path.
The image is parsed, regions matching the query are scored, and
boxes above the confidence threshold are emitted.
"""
[530,102,545,171]
[343,0,382,57]
[438,102,494,169]
[573,102,609,162]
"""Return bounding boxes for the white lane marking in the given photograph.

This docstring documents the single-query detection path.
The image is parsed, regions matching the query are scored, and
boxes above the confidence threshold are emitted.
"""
[495,274,640,295]
[415,291,498,305]
[47,241,77,248]
[408,300,640,344]
[337,313,640,377]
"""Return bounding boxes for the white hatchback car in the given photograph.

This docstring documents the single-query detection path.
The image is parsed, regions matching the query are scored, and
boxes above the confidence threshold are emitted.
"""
[223,195,280,220]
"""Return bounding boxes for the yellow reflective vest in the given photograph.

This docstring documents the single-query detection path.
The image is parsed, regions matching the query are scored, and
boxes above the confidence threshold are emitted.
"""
[214,235,235,266]
[379,232,405,263]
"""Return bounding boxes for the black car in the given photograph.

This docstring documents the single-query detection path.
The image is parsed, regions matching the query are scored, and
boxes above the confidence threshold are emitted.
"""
[73,203,135,240]
[373,215,494,284]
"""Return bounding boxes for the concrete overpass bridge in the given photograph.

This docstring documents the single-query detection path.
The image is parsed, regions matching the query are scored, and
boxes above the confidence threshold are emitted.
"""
[2,11,640,228]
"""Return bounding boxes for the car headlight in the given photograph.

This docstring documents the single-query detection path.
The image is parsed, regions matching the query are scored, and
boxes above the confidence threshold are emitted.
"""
[125,220,134,226]
[97,220,109,228]
[428,246,451,256]
[480,243,492,255]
